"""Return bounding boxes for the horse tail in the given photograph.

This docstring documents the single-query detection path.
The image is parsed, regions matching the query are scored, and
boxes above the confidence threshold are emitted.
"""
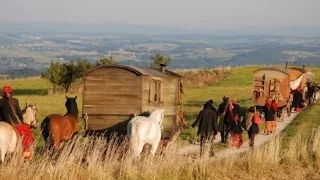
[41,116,52,149]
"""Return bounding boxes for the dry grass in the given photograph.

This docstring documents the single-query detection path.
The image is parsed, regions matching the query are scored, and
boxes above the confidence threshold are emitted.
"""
[1,122,320,180]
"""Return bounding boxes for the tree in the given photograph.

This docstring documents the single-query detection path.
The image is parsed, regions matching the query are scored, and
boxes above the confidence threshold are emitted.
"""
[41,61,62,93]
[96,56,117,66]
[58,62,78,93]
[59,60,92,93]
[42,59,92,93]
[150,53,171,69]
[77,59,92,76]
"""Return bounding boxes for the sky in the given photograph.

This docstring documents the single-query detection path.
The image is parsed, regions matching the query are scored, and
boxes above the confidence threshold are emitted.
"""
[0,0,319,30]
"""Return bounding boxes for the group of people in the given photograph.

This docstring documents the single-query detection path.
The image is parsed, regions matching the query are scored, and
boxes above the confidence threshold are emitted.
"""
[0,85,34,159]
[191,96,280,156]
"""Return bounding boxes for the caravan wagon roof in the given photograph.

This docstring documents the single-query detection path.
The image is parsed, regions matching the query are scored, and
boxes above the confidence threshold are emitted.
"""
[85,64,182,78]
[253,67,290,75]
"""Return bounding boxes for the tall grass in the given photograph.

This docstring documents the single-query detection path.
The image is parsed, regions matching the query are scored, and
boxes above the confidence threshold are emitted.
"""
[1,120,320,179]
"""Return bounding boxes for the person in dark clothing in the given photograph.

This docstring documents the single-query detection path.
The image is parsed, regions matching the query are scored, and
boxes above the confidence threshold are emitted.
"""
[245,106,260,148]
[217,96,229,143]
[263,99,276,134]
[0,85,35,160]
[307,82,315,104]
[292,88,304,112]
[0,85,23,126]
[192,100,217,156]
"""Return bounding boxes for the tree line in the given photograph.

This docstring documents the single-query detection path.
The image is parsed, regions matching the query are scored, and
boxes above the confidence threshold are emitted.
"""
[42,53,171,93]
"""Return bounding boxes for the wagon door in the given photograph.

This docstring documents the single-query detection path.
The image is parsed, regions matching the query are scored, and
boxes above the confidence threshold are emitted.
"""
[149,79,164,104]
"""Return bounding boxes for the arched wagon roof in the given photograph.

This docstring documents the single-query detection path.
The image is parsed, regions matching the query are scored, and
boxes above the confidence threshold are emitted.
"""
[253,67,290,75]
[289,67,308,73]
[84,64,182,78]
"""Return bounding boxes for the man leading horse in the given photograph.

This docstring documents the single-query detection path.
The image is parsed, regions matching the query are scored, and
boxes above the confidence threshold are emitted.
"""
[0,85,34,159]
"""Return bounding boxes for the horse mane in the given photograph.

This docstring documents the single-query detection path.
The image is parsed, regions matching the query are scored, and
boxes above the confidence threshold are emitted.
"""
[149,108,165,124]
[65,97,79,119]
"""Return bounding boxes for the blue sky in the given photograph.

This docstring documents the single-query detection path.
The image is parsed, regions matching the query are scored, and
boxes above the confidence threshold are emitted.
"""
[0,0,319,29]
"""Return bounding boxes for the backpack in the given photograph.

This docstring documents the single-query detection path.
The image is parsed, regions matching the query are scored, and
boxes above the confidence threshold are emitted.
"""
[253,113,262,125]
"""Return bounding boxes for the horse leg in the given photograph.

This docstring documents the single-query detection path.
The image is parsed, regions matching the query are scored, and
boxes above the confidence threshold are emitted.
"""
[150,140,160,156]
[132,141,144,158]
[0,147,5,164]
[50,132,62,152]
[54,139,62,151]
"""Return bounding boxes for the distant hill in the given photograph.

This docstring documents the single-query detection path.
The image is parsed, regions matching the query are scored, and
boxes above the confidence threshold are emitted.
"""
[1,22,320,37]
[0,22,191,34]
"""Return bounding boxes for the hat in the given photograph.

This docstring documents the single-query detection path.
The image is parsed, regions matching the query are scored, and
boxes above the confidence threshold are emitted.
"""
[3,85,12,93]
[203,99,214,107]
[2,85,12,97]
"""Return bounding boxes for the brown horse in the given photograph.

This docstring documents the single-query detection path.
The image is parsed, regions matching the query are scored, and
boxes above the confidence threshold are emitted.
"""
[41,96,78,151]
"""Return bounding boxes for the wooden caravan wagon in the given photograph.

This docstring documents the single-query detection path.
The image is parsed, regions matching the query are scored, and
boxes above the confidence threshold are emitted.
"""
[252,67,291,119]
[82,64,183,138]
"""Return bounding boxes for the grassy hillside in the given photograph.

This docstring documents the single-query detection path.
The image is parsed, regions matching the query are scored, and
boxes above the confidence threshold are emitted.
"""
[1,65,319,145]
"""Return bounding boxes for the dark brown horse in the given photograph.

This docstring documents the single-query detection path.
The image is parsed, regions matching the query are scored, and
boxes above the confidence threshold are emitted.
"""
[41,96,78,151]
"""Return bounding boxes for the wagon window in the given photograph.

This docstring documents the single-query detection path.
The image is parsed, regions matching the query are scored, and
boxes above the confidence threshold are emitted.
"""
[149,80,163,103]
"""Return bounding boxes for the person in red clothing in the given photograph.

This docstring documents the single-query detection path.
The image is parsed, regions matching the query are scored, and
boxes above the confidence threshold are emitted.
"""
[0,85,34,159]
[228,99,243,149]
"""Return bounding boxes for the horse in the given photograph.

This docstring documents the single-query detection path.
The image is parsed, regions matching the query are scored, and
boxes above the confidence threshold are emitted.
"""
[41,96,78,151]
[127,108,165,158]
[0,104,38,163]
[22,103,39,128]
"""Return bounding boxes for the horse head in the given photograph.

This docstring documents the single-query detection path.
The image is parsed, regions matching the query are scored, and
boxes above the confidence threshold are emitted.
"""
[149,108,165,130]
[65,95,79,119]
[22,103,39,129]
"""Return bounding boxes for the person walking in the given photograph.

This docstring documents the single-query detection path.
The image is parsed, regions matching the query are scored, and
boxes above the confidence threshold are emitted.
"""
[292,88,304,113]
[192,100,217,156]
[228,100,243,149]
[245,106,261,148]
[263,99,276,135]
[217,96,229,143]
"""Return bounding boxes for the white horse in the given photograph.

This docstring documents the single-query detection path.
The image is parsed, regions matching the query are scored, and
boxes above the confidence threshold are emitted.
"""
[127,108,165,158]
[0,104,38,163]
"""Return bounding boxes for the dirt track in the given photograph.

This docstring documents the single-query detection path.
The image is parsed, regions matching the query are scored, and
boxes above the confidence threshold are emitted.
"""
[178,112,298,158]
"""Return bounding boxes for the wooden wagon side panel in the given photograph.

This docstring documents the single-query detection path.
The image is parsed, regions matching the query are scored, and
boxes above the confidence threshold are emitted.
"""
[253,68,290,107]
[83,67,143,130]
[140,76,180,138]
